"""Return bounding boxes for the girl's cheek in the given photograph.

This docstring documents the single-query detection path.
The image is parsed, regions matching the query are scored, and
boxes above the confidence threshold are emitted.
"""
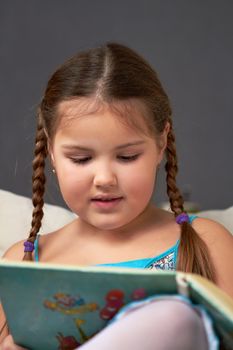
[126,166,156,185]
[58,162,90,183]
[127,171,156,199]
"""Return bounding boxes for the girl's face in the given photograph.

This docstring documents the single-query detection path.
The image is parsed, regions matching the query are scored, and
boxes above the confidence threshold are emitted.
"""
[49,99,168,232]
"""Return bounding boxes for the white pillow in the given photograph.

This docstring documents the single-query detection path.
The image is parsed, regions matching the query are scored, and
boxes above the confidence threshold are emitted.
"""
[197,206,233,233]
[0,189,76,256]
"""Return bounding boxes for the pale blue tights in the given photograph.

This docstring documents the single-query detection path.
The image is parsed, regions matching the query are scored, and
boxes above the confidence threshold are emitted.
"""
[79,299,209,350]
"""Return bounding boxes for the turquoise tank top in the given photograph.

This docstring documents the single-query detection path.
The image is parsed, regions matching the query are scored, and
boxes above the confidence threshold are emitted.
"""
[34,215,198,270]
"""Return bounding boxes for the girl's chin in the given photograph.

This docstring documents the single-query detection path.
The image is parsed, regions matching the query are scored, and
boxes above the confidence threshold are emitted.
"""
[76,210,139,232]
[90,221,127,231]
[85,216,133,231]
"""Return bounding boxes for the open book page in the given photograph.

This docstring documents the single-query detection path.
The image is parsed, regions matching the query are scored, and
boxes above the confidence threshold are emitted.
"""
[0,260,232,349]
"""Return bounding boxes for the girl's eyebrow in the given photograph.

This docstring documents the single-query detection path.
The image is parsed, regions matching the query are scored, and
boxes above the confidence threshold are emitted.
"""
[61,140,146,151]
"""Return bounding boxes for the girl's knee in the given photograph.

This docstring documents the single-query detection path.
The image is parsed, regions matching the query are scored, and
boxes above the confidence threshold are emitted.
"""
[132,298,205,334]
[149,299,208,341]
[142,299,208,349]
[150,299,202,324]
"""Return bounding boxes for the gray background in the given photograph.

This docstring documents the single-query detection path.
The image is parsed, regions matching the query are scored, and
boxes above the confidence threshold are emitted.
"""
[0,0,232,211]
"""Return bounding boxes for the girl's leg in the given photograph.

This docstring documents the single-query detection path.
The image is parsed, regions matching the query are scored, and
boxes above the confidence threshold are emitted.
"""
[79,299,209,350]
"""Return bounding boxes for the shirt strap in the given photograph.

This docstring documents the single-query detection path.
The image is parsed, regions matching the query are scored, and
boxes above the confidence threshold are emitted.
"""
[34,234,40,262]
[188,214,198,224]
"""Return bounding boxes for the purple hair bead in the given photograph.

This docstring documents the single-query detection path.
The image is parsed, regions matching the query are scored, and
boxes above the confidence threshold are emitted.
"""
[176,213,189,225]
[24,241,35,252]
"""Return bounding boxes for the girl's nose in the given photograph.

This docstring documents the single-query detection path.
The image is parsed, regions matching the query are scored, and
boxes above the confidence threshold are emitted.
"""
[93,164,117,188]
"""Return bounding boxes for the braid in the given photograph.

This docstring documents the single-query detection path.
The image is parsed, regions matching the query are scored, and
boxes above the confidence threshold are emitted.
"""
[23,110,48,261]
[165,120,216,281]
[165,121,184,216]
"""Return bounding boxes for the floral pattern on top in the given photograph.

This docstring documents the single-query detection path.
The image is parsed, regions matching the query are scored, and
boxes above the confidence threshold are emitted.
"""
[147,251,175,270]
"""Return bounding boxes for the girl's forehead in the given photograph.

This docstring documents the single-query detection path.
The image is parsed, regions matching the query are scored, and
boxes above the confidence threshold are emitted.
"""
[57,97,105,120]
[56,97,153,136]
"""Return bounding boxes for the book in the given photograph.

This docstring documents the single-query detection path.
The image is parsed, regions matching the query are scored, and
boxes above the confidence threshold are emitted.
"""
[0,259,232,350]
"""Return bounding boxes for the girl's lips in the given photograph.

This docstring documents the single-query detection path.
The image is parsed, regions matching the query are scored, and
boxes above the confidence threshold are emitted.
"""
[91,197,123,209]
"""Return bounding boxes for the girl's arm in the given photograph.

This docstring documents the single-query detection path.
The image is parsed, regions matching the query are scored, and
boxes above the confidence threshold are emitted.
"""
[0,304,8,343]
[0,334,27,349]
[0,241,27,348]
[193,218,233,298]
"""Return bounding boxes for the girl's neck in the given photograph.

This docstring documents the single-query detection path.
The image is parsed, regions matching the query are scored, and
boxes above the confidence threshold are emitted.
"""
[75,204,165,244]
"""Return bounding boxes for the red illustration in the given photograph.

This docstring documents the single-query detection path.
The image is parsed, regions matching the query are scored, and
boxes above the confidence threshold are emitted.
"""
[99,289,125,320]
[56,332,80,350]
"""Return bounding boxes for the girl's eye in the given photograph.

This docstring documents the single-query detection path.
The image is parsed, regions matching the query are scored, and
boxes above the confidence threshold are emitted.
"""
[69,154,140,165]
[70,157,91,164]
[118,154,140,162]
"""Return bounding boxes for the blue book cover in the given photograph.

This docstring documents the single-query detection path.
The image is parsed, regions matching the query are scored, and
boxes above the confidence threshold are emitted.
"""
[0,260,232,350]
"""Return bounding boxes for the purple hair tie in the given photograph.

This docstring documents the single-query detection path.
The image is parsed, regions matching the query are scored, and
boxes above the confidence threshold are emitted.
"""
[24,241,35,252]
[176,213,189,225]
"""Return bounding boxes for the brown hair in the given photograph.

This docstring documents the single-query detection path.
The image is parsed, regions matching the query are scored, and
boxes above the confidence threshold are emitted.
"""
[23,42,216,282]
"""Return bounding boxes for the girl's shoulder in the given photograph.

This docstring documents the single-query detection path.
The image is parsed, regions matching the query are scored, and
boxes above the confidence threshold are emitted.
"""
[1,219,78,262]
[191,217,233,269]
[2,239,25,261]
[192,217,233,297]
[191,216,233,243]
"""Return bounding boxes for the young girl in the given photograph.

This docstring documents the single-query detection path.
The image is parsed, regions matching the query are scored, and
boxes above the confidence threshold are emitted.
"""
[0,42,232,350]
